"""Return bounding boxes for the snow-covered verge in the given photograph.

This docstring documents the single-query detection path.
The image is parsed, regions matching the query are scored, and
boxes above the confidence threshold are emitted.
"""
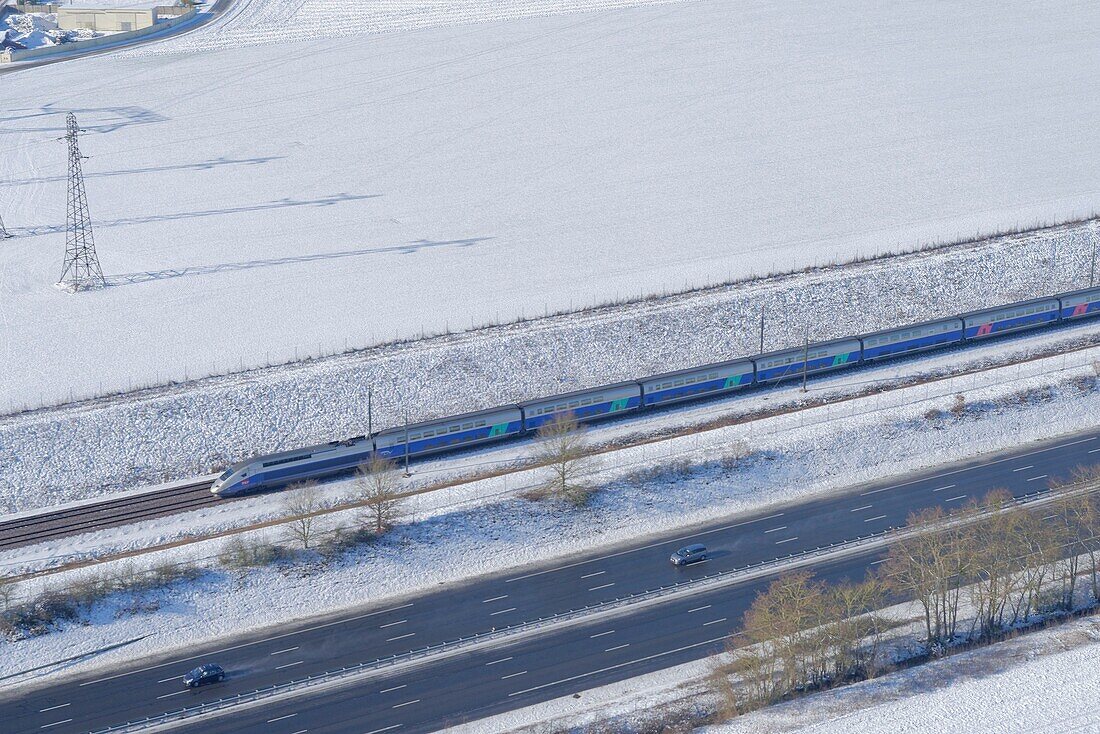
[2,217,1098,513]
[6,324,1100,576]
[3,340,1099,687]
[468,595,1100,734]
[4,2,1100,413]
[706,616,1100,734]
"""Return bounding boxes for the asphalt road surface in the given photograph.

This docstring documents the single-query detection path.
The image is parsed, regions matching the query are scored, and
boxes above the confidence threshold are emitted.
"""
[4,428,1099,734]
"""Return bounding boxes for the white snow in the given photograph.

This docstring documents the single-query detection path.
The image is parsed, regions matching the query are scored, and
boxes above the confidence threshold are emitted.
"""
[2,218,1098,513]
[466,601,1100,734]
[3,340,1100,688]
[3,1,1100,415]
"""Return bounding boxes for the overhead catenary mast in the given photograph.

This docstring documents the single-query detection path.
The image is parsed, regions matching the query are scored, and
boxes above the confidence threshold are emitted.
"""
[57,112,105,291]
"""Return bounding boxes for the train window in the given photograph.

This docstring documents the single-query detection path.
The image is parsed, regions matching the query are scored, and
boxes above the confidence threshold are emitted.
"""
[462,422,473,430]
[477,420,486,427]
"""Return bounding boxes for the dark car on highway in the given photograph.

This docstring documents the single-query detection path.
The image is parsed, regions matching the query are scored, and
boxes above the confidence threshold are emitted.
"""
[184,663,225,688]
[669,543,708,566]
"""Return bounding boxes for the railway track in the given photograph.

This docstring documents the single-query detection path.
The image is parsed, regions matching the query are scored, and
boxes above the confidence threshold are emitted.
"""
[0,482,220,551]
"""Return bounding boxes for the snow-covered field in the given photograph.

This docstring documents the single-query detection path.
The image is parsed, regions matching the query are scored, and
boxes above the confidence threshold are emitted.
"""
[477,598,1100,734]
[2,1,1100,413]
[4,339,1099,685]
[2,219,1098,512]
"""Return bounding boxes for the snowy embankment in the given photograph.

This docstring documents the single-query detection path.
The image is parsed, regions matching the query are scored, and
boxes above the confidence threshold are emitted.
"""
[2,220,1098,514]
[3,2,1100,413]
[3,339,1099,685]
[472,595,1100,734]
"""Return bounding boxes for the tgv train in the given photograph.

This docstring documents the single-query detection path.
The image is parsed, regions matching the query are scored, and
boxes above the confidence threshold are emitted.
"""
[211,286,1100,497]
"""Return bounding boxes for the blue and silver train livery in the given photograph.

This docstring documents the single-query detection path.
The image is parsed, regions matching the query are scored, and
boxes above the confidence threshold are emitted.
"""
[640,359,754,407]
[520,382,642,431]
[754,338,861,383]
[860,318,963,361]
[211,286,1100,498]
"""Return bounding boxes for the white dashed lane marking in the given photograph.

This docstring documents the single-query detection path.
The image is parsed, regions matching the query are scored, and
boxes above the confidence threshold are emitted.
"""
[267,713,297,723]
[489,607,517,616]
[775,537,799,545]
[703,617,728,626]
[379,619,407,628]
[763,525,787,534]
[589,630,615,638]
[391,699,420,709]
[1012,465,1034,472]
[385,633,416,642]
[500,670,528,680]
[863,515,887,523]
[481,595,508,604]
[580,571,605,579]
[275,660,304,670]
[605,643,630,652]
[932,484,956,493]
[588,583,615,592]
[270,646,299,656]
[850,504,873,512]
[156,690,189,700]
[39,719,73,729]
[945,495,968,502]
[687,604,712,613]
[39,704,70,713]
[380,684,407,693]
[1028,475,1048,482]
[486,657,513,666]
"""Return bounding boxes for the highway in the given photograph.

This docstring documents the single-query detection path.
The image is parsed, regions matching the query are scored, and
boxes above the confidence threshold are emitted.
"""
[3,427,1099,733]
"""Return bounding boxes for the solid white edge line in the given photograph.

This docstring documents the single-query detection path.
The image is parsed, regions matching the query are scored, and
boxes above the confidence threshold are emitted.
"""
[860,436,1098,497]
[78,603,415,686]
[507,635,728,697]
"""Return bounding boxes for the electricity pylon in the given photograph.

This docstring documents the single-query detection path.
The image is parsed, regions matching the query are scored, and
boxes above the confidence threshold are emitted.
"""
[58,112,105,291]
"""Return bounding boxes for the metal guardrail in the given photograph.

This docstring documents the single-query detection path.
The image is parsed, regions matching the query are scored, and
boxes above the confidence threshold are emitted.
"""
[84,483,1081,734]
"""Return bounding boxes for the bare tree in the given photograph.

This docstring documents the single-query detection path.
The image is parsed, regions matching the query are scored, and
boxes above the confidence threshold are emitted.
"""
[282,482,322,550]
[529,414,598,506]
[357,455,405,535]
[0,575,15,613]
